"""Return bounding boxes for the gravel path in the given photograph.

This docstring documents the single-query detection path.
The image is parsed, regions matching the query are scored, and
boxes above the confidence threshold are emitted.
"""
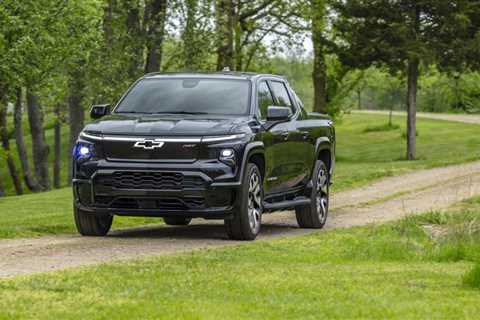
[353,109,480,124]
[1,161,480,278]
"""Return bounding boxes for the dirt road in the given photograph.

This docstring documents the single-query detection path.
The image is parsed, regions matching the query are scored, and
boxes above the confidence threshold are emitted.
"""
[2,160,480,278]
[353,109,480,124]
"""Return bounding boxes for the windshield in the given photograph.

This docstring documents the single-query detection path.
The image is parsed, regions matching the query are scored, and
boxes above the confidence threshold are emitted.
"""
[115,78,251,115]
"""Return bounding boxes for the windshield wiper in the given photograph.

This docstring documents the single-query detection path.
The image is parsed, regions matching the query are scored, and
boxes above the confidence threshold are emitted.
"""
[155,111,209,115]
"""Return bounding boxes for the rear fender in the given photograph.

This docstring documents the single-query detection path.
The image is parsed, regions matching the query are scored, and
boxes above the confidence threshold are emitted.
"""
[314,137,334,178]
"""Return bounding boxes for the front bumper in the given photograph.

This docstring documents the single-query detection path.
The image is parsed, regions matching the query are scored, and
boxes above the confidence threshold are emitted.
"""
[73,160,241,219]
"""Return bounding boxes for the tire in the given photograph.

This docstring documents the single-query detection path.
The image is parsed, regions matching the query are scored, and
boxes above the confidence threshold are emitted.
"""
[163,217,192,226]
[225,163,263,241]
[74,203,113,236]
[295,160,329,229]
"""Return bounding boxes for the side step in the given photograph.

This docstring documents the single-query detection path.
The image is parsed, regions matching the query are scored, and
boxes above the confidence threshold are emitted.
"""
[263,197,311,211]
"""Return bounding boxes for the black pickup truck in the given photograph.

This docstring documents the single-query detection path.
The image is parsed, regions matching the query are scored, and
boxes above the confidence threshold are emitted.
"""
[72,72,335,240]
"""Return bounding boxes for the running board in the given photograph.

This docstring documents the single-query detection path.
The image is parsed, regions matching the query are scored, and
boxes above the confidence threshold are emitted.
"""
[263,197,311,211]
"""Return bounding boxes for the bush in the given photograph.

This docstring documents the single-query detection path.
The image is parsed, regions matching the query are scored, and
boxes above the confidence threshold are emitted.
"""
[363,123,400,133]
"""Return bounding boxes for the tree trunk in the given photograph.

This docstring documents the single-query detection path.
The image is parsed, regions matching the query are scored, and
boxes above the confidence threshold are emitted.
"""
[125,0,144,79]
[311,0,328,113]
[103,0,114,50]
[406,58,418,160]
[0,175,5,197]
[357,88,362,110]
[26,88,50,190]
[183,0,198,70]
[0,91,23,195]
[215,0,234,71]
[53,104,62,189]
[234,14,242,71]
[67,69,86,184]
[14,88,42,192]
[144,0,168,73]
[406,6,420,161]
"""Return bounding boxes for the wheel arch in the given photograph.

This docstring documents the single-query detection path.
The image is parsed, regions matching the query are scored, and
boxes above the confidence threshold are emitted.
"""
[314,137,334,177]
[239,142,265,181]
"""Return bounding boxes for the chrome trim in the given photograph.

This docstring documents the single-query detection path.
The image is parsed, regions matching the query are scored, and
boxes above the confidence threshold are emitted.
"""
[154,137,201,143]
[80,132,103,141]
[201,134,246,143]
[103,136,145,142]
[133,140,165,150]
[103,136,202,143]
[80,132,243,143]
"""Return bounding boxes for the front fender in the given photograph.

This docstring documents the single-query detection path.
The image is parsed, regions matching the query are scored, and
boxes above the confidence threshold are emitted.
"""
[237,141,264,181]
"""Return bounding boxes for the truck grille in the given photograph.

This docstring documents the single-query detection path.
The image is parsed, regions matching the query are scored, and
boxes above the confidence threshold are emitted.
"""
[97,171,205,190]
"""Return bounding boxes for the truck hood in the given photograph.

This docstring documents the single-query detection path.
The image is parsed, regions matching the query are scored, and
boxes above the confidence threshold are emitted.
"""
[83,114,251,136]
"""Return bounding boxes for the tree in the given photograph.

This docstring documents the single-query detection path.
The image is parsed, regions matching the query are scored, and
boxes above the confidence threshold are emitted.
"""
[145,0,168,73]
[215,0,308,71]
[53,102,64,189]
[26,90,50,190]
[311,0,327,113]
[180,0,215,70]
[0,93,23,195]
[13,88,42,192]
[215,0,234,70]
[332,0,480,160]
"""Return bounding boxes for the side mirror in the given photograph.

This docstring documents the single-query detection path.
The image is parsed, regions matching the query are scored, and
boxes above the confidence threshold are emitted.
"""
[266,106,292,122]
[90,104,111,119]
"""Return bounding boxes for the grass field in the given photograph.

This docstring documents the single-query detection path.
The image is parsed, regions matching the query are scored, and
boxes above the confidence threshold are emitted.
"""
[0,113,480,239]
[333,113,480,190]
[0,188,157,239]
[1,198,480,319]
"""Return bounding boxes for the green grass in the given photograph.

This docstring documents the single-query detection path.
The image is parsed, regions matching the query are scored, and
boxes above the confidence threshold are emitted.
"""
[464,264,480,289]
[0,188,160,238]
[333,113,480,190]
[1,113,480,239]
[2,200,480,319]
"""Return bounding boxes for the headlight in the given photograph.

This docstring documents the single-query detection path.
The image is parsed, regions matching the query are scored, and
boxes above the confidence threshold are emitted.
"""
[73,141,94,163]
[219,148,236,167]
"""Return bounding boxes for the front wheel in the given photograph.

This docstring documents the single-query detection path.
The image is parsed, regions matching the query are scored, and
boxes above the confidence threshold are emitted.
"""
[74,203,113,236]
[295,160,329,229]
[225,163,263,241]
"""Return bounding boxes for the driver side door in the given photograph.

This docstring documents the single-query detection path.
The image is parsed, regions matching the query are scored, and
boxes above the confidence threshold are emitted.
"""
[257,80,300,194]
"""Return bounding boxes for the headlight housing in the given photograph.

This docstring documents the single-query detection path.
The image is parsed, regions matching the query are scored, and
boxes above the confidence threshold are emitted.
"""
[73,141,95,163]
[219,148,236,167]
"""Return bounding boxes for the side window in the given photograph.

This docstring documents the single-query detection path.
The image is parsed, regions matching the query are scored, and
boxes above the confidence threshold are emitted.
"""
[270,81,295,114]
[257,81,275,120]
[292,90,305,110]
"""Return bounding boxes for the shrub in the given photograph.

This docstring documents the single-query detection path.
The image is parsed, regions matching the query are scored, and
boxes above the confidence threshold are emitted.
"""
[363,123,400,133]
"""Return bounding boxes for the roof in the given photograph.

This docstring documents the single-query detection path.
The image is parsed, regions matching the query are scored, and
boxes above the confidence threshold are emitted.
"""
[143,71,284,81]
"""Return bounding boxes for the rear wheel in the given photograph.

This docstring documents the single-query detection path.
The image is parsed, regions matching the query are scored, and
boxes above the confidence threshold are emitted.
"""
[163,217,192,226]
[74,203,113,236]
[225,163,263,241]
[295,160,329,229]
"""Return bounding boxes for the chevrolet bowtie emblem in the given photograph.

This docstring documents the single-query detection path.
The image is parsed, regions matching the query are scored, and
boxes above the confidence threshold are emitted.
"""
[133,140,165,150]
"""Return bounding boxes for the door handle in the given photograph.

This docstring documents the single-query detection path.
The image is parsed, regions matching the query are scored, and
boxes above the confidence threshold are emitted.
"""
[281,131,289,141]
[301,131,310,139]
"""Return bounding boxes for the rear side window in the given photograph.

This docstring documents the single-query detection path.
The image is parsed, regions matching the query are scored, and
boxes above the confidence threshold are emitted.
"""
[257,81,275,120]
[270,81,295,114]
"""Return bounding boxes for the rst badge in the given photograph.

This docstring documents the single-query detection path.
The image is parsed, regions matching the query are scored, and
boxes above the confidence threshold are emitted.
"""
[133,140,165,150]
